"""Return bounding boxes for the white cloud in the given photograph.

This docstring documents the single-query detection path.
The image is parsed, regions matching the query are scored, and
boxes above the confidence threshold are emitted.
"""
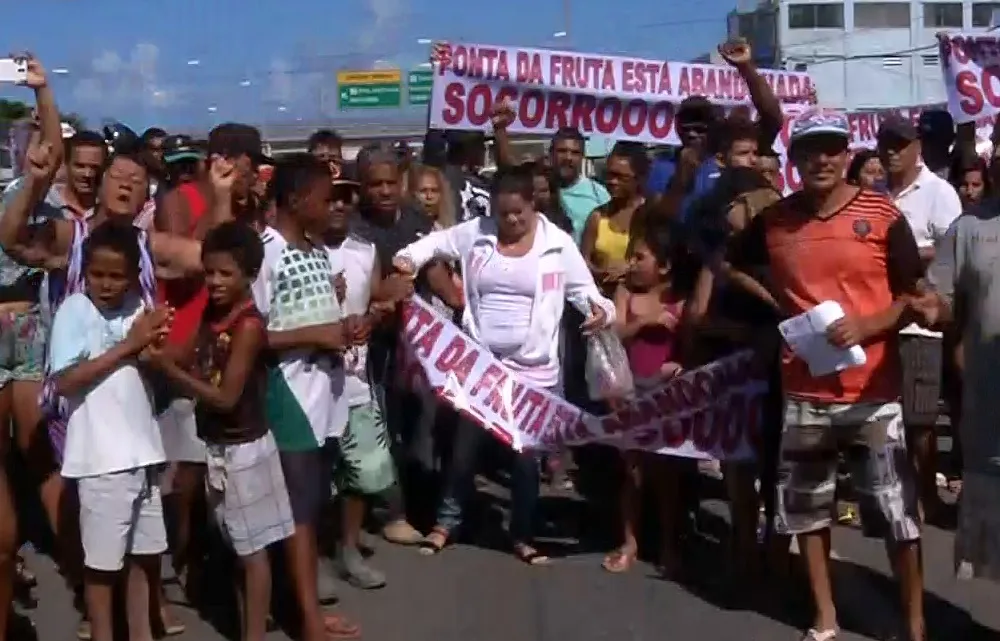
[266,57,294,104]
[358,0,405,52]
[73,42,180,109]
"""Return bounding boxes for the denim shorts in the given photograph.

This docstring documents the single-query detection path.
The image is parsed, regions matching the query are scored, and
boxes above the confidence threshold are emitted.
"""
[0,309,45,388]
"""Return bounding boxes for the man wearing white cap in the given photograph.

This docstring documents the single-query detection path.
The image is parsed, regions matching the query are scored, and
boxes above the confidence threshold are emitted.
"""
[729,108,932,641]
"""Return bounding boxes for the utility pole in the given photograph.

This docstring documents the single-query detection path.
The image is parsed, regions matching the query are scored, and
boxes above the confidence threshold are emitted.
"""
[563,0,571,43]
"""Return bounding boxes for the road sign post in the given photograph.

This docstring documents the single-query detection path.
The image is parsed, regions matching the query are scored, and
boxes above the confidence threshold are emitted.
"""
[337,70,402,109]
[407,69,433,106]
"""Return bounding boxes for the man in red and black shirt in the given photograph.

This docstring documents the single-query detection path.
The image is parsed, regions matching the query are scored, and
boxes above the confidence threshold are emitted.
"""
[730,109,930,641]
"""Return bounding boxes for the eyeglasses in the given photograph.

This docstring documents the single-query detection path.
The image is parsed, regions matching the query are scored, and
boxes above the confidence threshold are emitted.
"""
[678,122,709,135]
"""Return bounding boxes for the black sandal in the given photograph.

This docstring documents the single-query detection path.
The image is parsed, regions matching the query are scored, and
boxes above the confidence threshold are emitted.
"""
[418,527,449,556]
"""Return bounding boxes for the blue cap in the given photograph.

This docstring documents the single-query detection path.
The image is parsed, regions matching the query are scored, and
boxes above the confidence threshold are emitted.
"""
[789,108,851,143]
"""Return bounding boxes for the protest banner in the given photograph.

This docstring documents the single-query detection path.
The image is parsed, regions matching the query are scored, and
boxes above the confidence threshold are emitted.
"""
[767,101,997,192]
[428,42,813,145]
[398,296,764,460]
[938,32,1000,125]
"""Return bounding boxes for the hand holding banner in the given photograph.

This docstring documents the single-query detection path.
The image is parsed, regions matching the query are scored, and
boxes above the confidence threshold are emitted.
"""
[428,42,813,145]
[398,296,764,460]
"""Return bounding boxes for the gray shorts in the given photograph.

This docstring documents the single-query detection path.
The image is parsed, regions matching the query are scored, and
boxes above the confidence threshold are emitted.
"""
[899,335,942,428]
[773,399,921,542]
[207,434,295,557]
[77,466,168,571]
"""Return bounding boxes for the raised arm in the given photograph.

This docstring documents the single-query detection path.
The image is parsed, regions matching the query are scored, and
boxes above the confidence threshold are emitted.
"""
[27,57,65,174]
[491,101,517,169]
[190,157,237,240]
[0,142,69,267]
[718,39,783,150]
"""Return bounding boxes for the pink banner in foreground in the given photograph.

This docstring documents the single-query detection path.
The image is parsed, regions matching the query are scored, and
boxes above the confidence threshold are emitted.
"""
[398,297,765,460]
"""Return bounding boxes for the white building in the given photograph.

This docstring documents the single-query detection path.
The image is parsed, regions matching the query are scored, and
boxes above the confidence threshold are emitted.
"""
[729,0,999,109]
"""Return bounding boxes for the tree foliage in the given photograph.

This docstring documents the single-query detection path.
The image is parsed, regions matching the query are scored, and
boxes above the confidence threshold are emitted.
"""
[0,99,87,135]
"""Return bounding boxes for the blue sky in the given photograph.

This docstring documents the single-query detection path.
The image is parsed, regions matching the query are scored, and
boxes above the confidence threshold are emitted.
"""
[0,0,732,131]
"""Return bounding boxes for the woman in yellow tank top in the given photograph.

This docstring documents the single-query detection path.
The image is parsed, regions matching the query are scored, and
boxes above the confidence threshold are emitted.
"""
[580,145,649,292]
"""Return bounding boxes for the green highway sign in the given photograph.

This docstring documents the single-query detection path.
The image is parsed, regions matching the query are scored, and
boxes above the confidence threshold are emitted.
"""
[337,70,402,109]
[407,69,433,106]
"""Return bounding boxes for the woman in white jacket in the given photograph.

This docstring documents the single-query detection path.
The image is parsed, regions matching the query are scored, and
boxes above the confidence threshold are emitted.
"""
[393,167,615,564]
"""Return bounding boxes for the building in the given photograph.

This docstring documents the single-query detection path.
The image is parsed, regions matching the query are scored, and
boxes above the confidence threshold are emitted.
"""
[690,51,728,64]
[728,0,999,109]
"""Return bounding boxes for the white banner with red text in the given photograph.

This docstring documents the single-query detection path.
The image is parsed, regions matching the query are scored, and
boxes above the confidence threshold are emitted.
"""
[771,104,997,192]
[398,296,764,460]
[937,32,1000,126]
[426,42,996,193]
[429,42,813,145]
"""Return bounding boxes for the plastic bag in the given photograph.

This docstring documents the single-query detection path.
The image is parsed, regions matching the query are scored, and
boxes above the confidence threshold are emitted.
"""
[584,328,635,401]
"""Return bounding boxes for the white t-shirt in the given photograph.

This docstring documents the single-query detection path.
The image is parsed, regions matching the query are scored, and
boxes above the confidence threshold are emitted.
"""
[474,237,558,387]
[478,250,539,356]
[252,227,348,448]
[328,234,378,408]
[893,165,962,338]
[49,293,165,478]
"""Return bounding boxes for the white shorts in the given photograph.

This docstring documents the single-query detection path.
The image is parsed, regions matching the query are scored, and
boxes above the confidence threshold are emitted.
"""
[207,433,295,557]
[78,466,168,572]
[159,398,207,464]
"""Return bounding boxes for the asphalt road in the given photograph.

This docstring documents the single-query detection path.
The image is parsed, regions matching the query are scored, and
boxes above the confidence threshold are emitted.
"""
[12,472,1000,641]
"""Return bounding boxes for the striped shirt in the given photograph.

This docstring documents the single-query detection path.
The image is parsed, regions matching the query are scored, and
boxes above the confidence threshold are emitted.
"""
[731,188,923,404]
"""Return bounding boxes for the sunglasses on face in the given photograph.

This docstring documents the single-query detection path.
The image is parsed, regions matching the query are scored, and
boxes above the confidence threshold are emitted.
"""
[678,122,708,135]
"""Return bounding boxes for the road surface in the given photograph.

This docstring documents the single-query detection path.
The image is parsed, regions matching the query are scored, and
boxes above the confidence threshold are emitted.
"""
[13,471,1000,641]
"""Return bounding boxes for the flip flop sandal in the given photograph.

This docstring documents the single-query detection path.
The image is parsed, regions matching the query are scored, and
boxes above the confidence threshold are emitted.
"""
[158,614,186,637]
[76,618,92,641]
[837,505,858,525]
[514,545,550,566]
[418,528,450,556]
[601,548,636,574]
[323,613,361,639]
[16,558,37,587]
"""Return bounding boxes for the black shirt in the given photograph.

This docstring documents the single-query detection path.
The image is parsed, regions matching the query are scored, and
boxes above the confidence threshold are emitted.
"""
[350,205,434,385]
[350,205,432,275]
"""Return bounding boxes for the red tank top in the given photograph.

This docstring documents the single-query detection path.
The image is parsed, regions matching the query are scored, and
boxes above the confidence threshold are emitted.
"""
[158,183,209,346]
[624,292,682,380]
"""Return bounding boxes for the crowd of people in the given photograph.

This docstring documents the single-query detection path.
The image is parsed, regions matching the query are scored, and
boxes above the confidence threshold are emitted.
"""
[0,37,996,641]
